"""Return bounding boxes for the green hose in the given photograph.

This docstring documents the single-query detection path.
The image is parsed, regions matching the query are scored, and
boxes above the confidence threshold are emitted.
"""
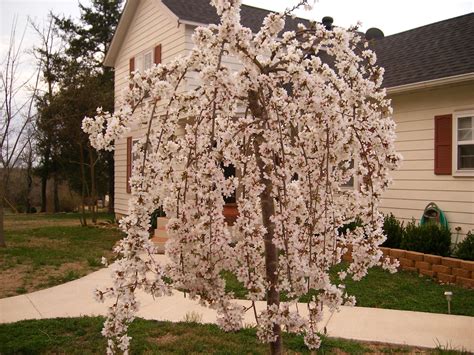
[420,202,449,229]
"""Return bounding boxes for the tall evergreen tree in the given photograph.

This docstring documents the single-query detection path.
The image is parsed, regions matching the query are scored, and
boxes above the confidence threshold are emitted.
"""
[35,0,123,216]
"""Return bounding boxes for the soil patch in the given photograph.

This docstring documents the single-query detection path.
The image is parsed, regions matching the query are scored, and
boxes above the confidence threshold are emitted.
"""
[0,261,88,298]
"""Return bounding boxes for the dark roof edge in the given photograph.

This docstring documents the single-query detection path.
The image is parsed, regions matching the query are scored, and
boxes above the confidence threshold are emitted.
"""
[384,12,474,39]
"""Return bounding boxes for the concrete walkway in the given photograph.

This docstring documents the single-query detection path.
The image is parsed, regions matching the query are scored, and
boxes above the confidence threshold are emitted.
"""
[1,257,473,352]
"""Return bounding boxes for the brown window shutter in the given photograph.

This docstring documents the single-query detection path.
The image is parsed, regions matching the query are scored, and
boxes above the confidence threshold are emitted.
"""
[129,57,135,90]
[434,114,452,175]
[154,44,162,64]
[126,137,132,193]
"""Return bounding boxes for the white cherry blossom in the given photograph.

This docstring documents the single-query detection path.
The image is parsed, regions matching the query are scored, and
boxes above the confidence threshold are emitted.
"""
[83,0,401,353]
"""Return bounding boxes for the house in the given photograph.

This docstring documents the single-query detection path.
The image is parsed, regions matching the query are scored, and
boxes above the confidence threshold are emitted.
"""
[103,0,474,238]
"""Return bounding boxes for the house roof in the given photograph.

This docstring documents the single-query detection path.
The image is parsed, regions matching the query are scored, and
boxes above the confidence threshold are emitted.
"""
[372,12,474,89]
[161,0,311,33]
[105,0,474,90]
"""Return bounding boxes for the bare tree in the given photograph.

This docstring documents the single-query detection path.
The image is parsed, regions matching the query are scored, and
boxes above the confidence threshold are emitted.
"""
[0,19,40,247]
[31,15,63,213]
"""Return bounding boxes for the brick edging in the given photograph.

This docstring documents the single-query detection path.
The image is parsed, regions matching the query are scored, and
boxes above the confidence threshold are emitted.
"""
[381,247,474,288]
[342,247,473,288]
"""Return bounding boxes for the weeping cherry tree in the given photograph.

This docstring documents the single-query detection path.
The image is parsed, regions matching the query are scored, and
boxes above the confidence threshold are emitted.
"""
[83,0,401,353]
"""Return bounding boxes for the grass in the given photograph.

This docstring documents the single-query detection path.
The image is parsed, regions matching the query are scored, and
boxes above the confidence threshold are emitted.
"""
[224,264,474,317]
[0,316,449,354]
[4,211,115,222]
[0,213,123,298]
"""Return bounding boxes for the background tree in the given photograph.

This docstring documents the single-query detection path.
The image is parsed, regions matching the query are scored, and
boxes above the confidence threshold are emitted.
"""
[0,19,40,247]
[34,1,122,217]
[32,16,64,213]
[53,0,123,215]
[85,0,401,353]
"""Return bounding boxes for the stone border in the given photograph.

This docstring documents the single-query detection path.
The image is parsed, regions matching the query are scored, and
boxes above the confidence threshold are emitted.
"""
[381,247,474,288]
[144,218,474,289]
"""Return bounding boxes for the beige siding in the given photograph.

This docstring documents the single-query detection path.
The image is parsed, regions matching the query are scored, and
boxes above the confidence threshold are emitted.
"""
[184,26,244,91]
[113,0,186,215]
[382,81,474,238]
[113,7,474,237]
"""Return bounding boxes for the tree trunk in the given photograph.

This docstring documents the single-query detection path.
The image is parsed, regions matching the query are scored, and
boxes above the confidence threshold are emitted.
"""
[0,172,6,247]
[40,147,51,213]
[40,176,48,213]
[88,146,97,224]
[53,173,60,213]
[0,198,5,248]
[254,134,281,355]
[249,88,282,354]
[79,144,88,226]
[26,154,33,213]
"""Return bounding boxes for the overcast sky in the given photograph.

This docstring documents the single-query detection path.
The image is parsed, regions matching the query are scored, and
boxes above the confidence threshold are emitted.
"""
[1,0,473,99]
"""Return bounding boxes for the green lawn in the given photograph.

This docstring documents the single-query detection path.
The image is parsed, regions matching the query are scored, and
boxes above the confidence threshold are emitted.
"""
[224,264,474,317]
[0,213,122,298]
[4,211,115,221]
[2,213,474,317]
[0,317,447,354]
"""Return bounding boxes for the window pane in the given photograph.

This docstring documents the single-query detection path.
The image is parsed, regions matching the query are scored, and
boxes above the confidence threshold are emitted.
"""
[458,116,472,129]
[341,159,354,188]
[458,129,472,141]
[132,140,140,170]
[136,56,143,72]
[144,52,152,70]
[458,144,474,169]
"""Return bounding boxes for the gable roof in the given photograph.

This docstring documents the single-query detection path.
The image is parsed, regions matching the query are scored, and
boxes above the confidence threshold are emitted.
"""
[373,12,474,89]
[161,0,311,33]
[105,0,474,90]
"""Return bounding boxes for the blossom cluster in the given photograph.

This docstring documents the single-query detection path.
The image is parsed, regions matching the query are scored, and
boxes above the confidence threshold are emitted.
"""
[83,0,401,353]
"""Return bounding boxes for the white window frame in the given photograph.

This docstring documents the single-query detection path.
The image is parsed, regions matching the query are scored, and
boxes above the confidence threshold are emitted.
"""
[452,110,474,177]
[339,158,359,190]
[135,48,154,73]
[131,138,140,172]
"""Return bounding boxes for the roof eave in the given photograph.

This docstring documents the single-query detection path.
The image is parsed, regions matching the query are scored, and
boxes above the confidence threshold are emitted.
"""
[386,72,474,94]
[104,0,180,67]
[104,0,140,67]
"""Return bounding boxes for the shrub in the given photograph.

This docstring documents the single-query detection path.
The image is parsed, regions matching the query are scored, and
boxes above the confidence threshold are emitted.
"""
[381,213,403,248]
[338,217,362,235]
[400,220,451,256]
[454,232,474,261]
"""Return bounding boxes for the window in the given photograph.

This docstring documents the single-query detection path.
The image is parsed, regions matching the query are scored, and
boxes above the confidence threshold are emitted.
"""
[126,137,140,194]
[129,45,161,75]
[136,50,153,72]
[340,159,356,189]
[132,138,140,168]
[455,113,474,171]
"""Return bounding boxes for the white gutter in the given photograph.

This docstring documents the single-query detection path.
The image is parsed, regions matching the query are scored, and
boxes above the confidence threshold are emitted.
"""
[178,19,209,28]
[387,72,474,94]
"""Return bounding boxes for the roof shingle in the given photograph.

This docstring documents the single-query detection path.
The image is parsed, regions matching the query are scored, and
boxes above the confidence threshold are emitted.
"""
[162,0,311,33]
[372,12,474,88]
[162,0,474,88]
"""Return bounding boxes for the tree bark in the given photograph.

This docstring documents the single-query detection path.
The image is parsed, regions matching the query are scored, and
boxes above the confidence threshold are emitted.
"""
[253,135,281,355]
[40,176,48,213]
[53,173,60,213]
[40,146,50,213]
[0,172,6,247]
[88,146,97,224]
[79,143,88,226]
[249,87,281,354]
[25,151,33,213]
